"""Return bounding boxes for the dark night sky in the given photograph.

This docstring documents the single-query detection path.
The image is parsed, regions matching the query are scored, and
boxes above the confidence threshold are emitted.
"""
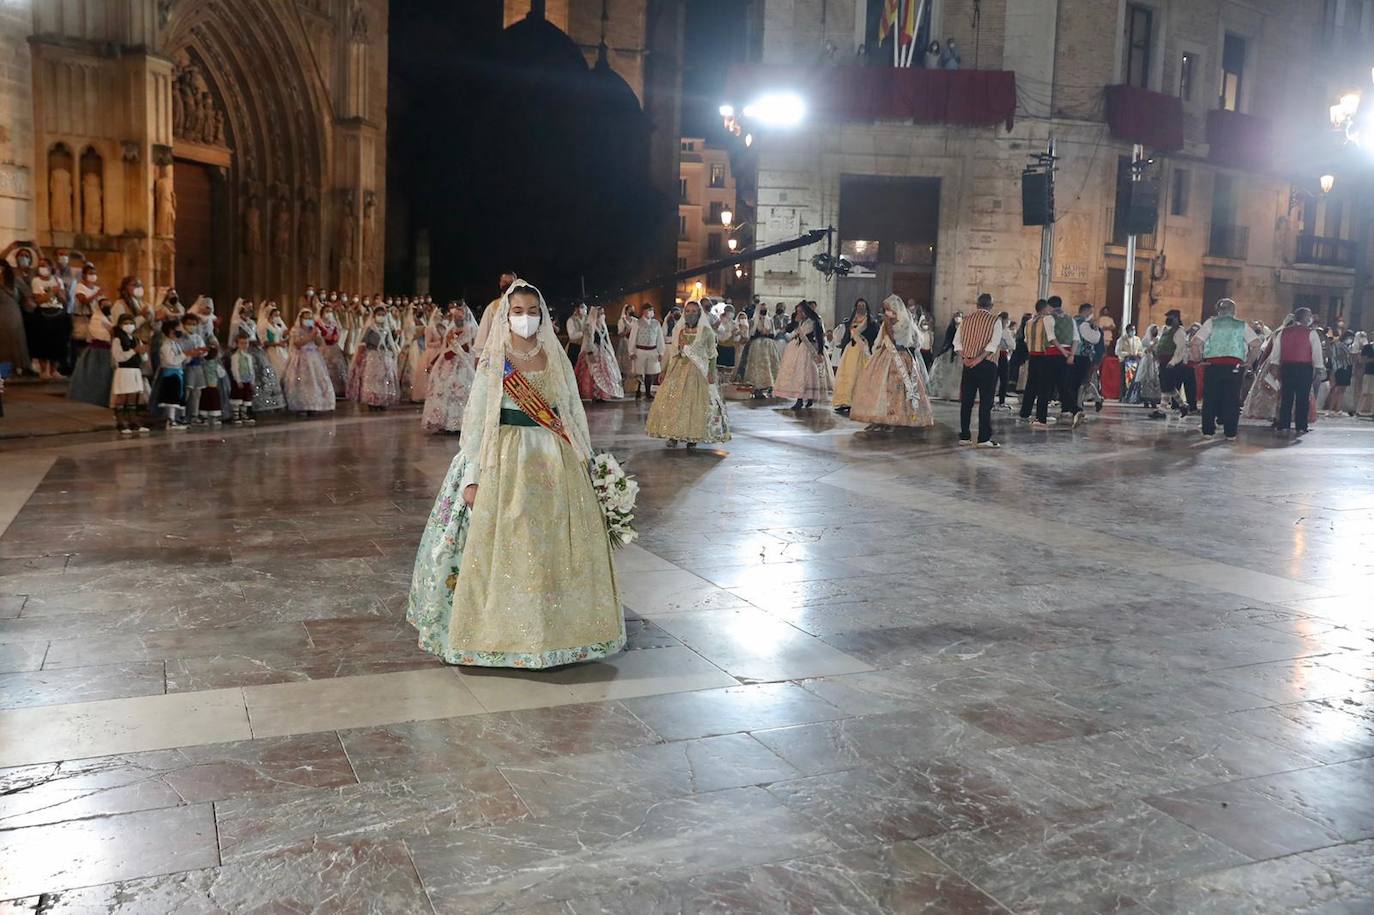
[385,0,747,307]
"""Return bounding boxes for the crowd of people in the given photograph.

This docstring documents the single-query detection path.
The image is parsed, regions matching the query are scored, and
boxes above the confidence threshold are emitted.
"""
[1,237,1366,447]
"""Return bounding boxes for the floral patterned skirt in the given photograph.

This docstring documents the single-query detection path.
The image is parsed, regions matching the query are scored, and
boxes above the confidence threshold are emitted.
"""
[645,353,730,444]
[406,426,625,668]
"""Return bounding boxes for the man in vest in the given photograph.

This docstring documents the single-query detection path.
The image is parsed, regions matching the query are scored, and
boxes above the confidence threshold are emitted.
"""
[1192,298,1260,440]
[1270,306,1325,435]
[1018,297,1073,426]
[1064,303,1101,427]
[1155,309,1197,418]
[954,292,1004,447]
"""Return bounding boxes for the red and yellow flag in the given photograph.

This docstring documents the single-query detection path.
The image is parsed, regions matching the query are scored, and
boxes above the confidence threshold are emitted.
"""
[898,0,922,46]
[880,0,898,41]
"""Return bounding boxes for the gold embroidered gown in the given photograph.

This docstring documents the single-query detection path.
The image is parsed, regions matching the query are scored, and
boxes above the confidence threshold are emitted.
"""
[832,317,872,409]
[645,323,732,444]
[408,296,625,669]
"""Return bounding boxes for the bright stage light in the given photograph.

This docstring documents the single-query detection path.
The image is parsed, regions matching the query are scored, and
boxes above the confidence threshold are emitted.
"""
[741,92,805,128]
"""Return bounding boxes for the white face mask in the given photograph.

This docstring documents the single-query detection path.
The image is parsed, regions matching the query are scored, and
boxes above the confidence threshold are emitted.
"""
[133,286,145,299]
[38,267,50,278]
[303,319,315,329]
[119,324,135,335]
[58,256,69,266]
[510,314,540,339]
[86,275,97,285]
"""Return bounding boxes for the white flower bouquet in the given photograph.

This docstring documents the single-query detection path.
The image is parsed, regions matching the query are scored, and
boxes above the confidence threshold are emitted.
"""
[589,451,639,550]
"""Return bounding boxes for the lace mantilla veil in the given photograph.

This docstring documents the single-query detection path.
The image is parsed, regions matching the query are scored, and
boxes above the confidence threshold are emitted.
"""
[458,282,595,488]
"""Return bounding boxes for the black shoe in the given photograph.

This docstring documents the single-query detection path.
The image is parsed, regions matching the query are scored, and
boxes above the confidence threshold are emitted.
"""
[834,406,850,415]
[1149,410,1166,419]
[1095,400,1104,413]
[804,400,813,408]
[791,399,804,410]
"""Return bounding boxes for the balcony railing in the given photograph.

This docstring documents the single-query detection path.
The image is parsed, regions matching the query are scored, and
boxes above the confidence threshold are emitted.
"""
[1297,234,1357,269]
[1105,85,1184,151]
[1105,207,1156,251]
[1207,223,1250,259]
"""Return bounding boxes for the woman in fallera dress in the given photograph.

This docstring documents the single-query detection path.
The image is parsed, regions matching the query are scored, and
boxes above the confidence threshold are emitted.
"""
[832,298,878,415]
[850,294,936,431]
[1136,324,1162,409]
[736,306,781,398]
[574,305,624,401]
[774,302,833,410]
[258,302,290,380]
[421,304,477,434]
[645,299,731,448]
[349,307,401,409]
[282,307,336,415]
[926,311,963,401]
[317,300,350,398]
[407,282,624,668]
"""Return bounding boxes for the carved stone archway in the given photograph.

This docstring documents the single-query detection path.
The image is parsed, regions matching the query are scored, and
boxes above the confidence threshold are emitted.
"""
[161,0,333,309]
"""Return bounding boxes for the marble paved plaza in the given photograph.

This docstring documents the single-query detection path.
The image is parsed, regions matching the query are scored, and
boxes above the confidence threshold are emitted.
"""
[1,399,1372,914]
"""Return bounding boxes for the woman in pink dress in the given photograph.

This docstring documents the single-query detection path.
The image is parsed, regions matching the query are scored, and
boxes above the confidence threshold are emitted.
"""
[421,305,477,433]
[316,301,350,398]
[282,308,337,415]
[574,305,625,401]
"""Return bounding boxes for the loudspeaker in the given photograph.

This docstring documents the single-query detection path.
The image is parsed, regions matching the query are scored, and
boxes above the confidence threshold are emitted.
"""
[1127,176,1160,235]
[1022,171,1054,226]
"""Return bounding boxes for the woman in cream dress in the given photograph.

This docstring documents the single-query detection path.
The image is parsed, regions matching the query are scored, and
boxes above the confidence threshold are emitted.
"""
[832,298,877,415]
[774,302,833,410]
[408,282,624,669]
[736,307,781,398]
[850,294,935,430]
[645,299,731,448]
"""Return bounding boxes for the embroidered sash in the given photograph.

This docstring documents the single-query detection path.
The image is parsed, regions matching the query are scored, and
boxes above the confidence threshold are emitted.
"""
[502,360,571,444]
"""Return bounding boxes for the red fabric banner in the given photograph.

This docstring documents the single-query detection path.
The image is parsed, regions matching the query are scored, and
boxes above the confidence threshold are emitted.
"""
[725,66,1016,130]
[1207,109,1273,170]
[1104,84,1184,151]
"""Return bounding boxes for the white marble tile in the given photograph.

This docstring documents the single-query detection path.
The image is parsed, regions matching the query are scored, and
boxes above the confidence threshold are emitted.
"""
[612,543,680,574]
[0,803,218,900]
[0,688,251,768]
[1171,562,1333,603]
[456,645,736,713]
[615,567,753,616]
[243,667,484,738]
[0,455,56,538]
[651,607,873,683]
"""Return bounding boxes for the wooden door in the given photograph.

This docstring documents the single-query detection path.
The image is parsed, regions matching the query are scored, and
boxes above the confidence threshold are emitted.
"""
[173,160,214,306]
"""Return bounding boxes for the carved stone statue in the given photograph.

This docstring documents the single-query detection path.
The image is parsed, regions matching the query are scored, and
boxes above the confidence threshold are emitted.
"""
[362,191,377,261]
[300,198,319,269]
[172,55,226,146]
[81,171,103,235]
[337,195,356,267]
[350,3,369,43]
[212,109,226,147]
[154,167,176,238]
[272,196,291,255]
[49,166,74,232]
[244,196,263,254]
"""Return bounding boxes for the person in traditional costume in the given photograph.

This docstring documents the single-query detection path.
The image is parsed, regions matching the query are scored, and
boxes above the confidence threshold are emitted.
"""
[1193,298,1260,440]
[832,298,878,415]
[850,294,935,431]
[774,302,832,410]
[626,302,665,400]
[1018,298,1071,426]
[736,307,780,398]
[109,311,151,433]
[282,307,337,415]
[399,305,425,402]
[615,303,636,377]
[257,301,290,380]
[1137,324,1162,409]
[233,298,285,415]
[349,306,401,409]
[422,304,477,434]
[407,281,624,669]
[1242,318,1288,423]
[565,302,588,366]
[473,270,518,352]
[954,293,1004,447]
[575,305,624,401]
[1116,324,1145,404]
[926,312,963,401]
[1270,307,1324,436]
[317,299,350,398]
[645,299,731,448]
[67,291,116,407]
[1324,330,1355,416]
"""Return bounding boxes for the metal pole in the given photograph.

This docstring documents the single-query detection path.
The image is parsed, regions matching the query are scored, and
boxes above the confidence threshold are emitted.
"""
[1036,137,1056,301]
[1122,143,1143,329]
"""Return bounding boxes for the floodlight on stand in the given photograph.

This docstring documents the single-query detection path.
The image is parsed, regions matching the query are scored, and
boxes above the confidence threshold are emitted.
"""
[718,104,734,118]
[741,92,805,128]
[744,133,753,147]
[1320,174,1335,193]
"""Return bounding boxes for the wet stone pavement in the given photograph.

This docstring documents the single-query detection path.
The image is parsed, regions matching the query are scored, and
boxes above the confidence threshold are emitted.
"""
[0,398,1371,913]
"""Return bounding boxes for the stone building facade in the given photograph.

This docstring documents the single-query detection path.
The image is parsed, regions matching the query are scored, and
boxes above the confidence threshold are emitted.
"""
[0,0,388,312]
[730,0,1374,331]
[676,139,738,300]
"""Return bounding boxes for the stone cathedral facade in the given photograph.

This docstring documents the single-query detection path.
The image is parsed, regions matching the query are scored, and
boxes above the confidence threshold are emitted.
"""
[0,0,388,310]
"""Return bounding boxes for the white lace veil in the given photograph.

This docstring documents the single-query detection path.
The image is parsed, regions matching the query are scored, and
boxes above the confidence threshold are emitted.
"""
[458,282,594,483]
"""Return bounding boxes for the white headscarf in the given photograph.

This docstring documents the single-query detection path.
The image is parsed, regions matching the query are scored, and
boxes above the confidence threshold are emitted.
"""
[459,282,593,485]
